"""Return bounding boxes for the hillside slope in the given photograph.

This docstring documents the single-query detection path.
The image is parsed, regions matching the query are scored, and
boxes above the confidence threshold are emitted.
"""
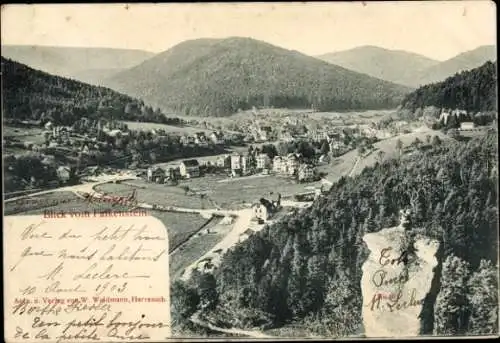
[415,45,497,86]
[172,133,498,337]
[1,45,155,85]
[1,57,175,125]
[104,37,412,116]
[401,61,497,112]
[317,45,439,87]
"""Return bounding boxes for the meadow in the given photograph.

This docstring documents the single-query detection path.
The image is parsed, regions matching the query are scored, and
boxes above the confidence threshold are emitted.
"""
[121,121,212,135]
[4,125,45,143]
[317,127,451,183]
[4,191,83,215]
[95,180,210,209]
[95,174,323,211]
[169,217,234,280]
[350,129,450,176]
[149,210,211,252]
[178,175,324,209]
[3,125,46,155]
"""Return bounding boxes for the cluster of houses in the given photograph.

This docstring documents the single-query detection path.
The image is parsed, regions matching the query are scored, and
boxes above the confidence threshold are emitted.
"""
[249,124,273,142]
[145,151,318,184]
[438,108,479,131]
[38,121,126,155]
[146,159,201,183]
[179,131,225,146]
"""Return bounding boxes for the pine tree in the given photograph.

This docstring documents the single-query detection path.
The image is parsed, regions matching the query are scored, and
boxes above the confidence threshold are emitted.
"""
[434,255,471,335]
[467,260,499,334]
[363,208,377,233]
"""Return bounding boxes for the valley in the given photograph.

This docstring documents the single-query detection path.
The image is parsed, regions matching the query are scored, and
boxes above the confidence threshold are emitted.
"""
[2,4,498,339]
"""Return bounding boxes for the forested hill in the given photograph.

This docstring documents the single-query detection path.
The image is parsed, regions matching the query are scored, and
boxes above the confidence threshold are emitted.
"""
[104,37,412,116]
[173,133,498,336]
[415,45,497,86]
[1,45,154,85]
[316,45,439,87]
[1,57,178,126]
[401,61,497,112]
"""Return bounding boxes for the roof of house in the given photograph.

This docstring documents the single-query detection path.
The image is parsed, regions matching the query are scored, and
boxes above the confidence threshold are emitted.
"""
[243,228,254,235]
[181,159,200,167]
[152,167,165,174]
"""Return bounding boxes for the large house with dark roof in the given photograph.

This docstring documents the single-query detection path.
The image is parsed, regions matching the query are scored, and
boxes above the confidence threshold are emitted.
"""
[180,159,200,178]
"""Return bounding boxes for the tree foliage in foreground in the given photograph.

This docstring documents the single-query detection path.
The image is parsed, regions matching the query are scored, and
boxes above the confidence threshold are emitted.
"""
[174,133,498,336]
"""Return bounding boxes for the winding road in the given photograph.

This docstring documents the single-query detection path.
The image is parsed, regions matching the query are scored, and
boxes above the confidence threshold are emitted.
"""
[191,312,275,338]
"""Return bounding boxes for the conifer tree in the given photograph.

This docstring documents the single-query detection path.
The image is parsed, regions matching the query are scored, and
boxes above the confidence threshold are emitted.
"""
[467,260,498,334]
[434,255,471,335]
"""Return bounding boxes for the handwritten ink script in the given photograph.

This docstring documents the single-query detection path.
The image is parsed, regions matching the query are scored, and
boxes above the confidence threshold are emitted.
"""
[81,191,139,208]
[4,215,171,342]
[361,227,439,337]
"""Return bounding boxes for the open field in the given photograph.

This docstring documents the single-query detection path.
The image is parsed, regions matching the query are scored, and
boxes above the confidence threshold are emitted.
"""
[3,125,46,155]
[95,180,210,209]
[4,125,45,143]
[178,175,324,209]
[96,174,322,211]
[169,217,234,280]
[318,127,450,183]
[121,121,213,134]
[351,128,450,176]
[306,109,396,123]
[4,191,83,215]
[150,210,211,252]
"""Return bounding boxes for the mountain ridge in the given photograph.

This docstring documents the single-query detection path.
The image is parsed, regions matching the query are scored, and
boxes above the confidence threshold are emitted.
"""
[401,60,497,113]
[104,37,412,116]
[316,45,439,87]
[1,44,155,85]
[415,45,497,86]
[1,57,178,125]
[317,45,496,87]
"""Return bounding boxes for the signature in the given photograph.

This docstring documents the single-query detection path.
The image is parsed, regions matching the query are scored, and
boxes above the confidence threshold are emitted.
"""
[366,288,424,312]
[73,263,150,281]
[371,268,409,287]
[379,247,418,267]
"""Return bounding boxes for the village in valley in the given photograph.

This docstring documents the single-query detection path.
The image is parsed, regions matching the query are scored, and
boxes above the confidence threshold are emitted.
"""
[4,91,492,286]
[2,2,497,339]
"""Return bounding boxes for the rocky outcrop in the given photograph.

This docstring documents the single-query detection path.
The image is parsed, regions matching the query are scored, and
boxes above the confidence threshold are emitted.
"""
[361,223,439,337]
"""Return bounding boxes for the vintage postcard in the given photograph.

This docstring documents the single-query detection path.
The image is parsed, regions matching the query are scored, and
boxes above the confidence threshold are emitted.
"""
[2,1,498,341]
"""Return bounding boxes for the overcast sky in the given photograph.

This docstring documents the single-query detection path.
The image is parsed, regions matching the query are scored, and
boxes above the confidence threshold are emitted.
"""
[1,1,496,61]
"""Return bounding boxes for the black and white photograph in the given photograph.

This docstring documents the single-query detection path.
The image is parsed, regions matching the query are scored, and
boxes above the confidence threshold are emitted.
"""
[2,1,498,340]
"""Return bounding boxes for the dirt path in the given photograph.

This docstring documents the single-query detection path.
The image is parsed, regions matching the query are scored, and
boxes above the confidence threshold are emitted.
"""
[180,208,256,281]
[4,173,140,203]
[348,157,361,177]
[217,173,271,183]
[191,313,275,339]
